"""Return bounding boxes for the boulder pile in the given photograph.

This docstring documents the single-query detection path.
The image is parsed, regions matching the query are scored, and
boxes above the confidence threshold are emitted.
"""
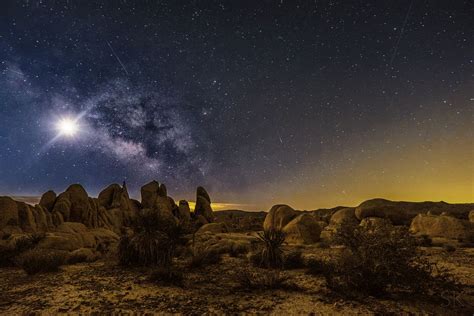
[0,181,215,256]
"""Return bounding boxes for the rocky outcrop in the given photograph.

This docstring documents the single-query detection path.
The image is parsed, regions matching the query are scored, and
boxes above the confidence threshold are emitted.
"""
[0,197,20,229]
[140,181,167,209]
[197,222,229,234]
[39,190,56,211]
[355,199,406,225]
[98,183,138,229]
[177,200,192,223]
[354,199,474,225]
[263,204,298,231]
[194,186,214,223]
[330,207,358,226]
[410,214,474,241]
[283,213,321,244]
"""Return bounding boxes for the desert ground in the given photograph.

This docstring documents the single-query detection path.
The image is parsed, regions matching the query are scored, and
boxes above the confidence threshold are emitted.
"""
[1,239,473,315]
[1,182,473,314]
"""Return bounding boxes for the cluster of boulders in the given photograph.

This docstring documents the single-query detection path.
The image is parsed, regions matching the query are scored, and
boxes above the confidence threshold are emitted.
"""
[262,199,474,245]
[0,181,215,257]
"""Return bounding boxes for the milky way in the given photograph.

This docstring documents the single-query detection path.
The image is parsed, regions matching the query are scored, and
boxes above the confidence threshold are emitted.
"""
[0,1,472,209]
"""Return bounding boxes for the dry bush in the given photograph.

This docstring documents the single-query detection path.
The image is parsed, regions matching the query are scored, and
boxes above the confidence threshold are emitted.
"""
[305,257,329,275]
[236,268,295,290]
[229,242,250,257]
[118,210,185,267]
[17,249,66,275]
[0,233,45,267]
[325,219,460,298]
[149,267,185,287]
[443,244,456,252]
[187,247,222,269]
[283,250,305,270]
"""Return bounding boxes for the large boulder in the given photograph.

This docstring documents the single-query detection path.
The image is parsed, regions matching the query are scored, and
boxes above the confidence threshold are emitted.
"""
[98,183,137,227]
[283,213,321,244]
[140,181,167,209]
[39,190,56,211]
[177,200,191,223]
[263,204,297,231]
[194,186,214,223]
[197,222,229,234]
[330,207,358,226]
[355,199,406,225]
[410,214,474,241]
[0,197,19,229]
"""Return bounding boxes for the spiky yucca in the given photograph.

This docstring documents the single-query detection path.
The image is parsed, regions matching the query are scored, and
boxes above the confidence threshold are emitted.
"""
[255,229,286,269]
[119,209,184,267]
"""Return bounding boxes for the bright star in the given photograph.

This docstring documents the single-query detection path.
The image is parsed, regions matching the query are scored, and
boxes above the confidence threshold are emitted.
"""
[56,117,79,137]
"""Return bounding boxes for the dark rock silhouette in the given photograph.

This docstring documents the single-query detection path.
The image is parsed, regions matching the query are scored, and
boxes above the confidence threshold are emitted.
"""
[194,186,214,223]
[39,190,56,211]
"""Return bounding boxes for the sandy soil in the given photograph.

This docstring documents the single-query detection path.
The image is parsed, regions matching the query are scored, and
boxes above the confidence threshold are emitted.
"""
[1,246,473,315]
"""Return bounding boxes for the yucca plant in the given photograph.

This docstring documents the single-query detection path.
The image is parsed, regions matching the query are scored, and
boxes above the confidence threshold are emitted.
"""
[254,229,286,269]
[118,209,185,267]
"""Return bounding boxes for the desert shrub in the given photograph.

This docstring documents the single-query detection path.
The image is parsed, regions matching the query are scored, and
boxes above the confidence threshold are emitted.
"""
[305,258,328,275]
[229,242,250,257]
[443,244,456,253]
[325,219,459,298]
[252,229,286,269]
[0,244,17,267]
[283,250,305,269]
[188,248,222,269]
[417,234,433,247]
[149,267,185,287]
[17,249,66,275]
[0,233,45,267]
[118,210,185,267]
[236,268,296,290]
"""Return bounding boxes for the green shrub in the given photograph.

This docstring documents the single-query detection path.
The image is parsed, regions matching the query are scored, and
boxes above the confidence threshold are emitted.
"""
[149,267,185,287]
[283,250,305,269]
[17,249,66,275]
[325,219,459,298]
[236,268,295,290]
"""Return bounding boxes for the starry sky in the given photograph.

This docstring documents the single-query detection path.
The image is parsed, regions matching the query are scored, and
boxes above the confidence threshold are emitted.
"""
[0,1,472,210]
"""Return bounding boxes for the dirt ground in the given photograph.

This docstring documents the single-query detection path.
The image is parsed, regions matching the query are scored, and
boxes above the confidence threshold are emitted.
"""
[1,245,473,315]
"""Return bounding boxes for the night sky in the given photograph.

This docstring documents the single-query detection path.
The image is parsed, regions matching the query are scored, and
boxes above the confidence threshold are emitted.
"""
[0,1,472,210]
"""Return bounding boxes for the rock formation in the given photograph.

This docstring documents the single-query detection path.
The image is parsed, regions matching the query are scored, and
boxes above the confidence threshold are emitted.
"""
[194,186,214,223]
[283,213,321,244]
[329,207,358,226]
[263,204,298,231]
[410,214,474,241]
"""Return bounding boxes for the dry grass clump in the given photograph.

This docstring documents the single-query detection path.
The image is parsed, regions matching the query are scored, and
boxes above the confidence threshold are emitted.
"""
[324,219,460,298]
[305,257,329,276]
[17,249,66,275]
[282,249,305,270]
[236,268,296,290]
[187,247,222,269]
[149,267,186,287]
